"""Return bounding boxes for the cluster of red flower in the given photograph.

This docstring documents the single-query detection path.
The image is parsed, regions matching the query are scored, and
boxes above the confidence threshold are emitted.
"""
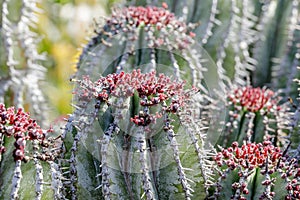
[0,104,49,161]
[77,70,197,126]
[228,86,279,112]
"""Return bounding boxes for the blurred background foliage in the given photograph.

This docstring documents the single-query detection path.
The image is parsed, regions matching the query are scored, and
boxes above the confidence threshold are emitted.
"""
[35,0,122,121]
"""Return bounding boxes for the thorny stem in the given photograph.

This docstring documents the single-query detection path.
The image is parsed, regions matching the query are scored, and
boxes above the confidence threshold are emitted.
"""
[49,161,65,200]
[32,140,43,200]
[262,157,273,199]
[164,114,193,200]
[69,133,80,200]
[138,101,155,199]
[201,0,219,45]
[163,37,181,80]
[2,0,16,69]
[0,133,4,162]
[98,123,118,200]
[116,30,133,74]
[179,102,214,195]
[136,127,154,200]
[120,133,135,199]
[232,168,249,200]
[213,168,231,198]
[10,160,22,200]
[246,112,255,143]
[97,98,126,199]
[216,0,234,90]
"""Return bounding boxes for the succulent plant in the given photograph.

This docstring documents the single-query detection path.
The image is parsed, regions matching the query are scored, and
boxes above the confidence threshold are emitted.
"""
[0,103,62,199]
[0,0,299,200]
[219,86,291,148]
[67,69,215,199]
[60,4,223,199]
[213,140,300,199]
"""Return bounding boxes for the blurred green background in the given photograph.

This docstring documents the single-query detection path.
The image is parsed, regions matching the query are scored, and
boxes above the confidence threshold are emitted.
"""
[37,0,122,119]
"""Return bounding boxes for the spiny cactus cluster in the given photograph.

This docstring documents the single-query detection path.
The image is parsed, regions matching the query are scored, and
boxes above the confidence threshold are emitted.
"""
[71,69,205,199]
[213,140,300,199]
[0,103,61,199]
[0,0,300,199]
[220,86,290,147]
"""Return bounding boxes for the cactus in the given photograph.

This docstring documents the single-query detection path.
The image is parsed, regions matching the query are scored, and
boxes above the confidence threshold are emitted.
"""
[219,86,291,147]
[62,5,221,199]
[0,103,62,199]
[0,0,62,199]
[67,69,215,199]
[0,0,300,200]
[213,140,300,199]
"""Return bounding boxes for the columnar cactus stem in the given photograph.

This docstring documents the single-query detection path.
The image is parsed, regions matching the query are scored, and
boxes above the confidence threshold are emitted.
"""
[69,133,80,200]
[254,0,272,40]
[178,96,216,194]
[181,49,206,92]
[163,37,182,80]
[0,103,58,198]
[2,0,16,69]
[32,140,43,200]
[18,0,47,122]
[68,111,96,200]
[215,0,234,90]
[49,161,65,200]
[213,167,231,198]
[245,112,255,142]
[10,160,22,200]
[182,122,212,195]
[98,96,129,198]
[0,133,4,162]
[59,115,74,160]
[260,157,274,199]
[285,0,299,50]
[136,127,155,200]
[62,77,101,198]
[231,0,257,86]
[232,168,249,200]
[201,0,219,45]
[213,0,245,87]
[223,86,290,147]
[231,1,245,86]
[133,102,156,199]
[115,29,136,74]
[272,0,299,94]
[164,114,193,200]
[98,122,118,200]
[2,0,25,109]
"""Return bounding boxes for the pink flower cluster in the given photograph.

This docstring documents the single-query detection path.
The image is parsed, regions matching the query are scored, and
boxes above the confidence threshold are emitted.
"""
[215,141,282,171]
[103,5,196,49]
[79,70,197,126]
[228,86,279,113]
[111,5,180,28]
[0,104,48,161]
[214,141,300,199]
